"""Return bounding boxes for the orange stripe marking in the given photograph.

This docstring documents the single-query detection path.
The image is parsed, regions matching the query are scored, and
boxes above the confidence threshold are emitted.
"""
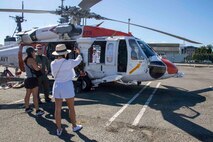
[129,63,141,74]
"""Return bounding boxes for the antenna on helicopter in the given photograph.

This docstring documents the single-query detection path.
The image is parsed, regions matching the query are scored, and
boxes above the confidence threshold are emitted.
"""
[128,18,131,33]
[9,1,26,36]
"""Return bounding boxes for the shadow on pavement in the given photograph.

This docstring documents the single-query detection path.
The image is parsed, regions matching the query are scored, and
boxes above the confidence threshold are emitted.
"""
[28,112,75,142]
[74,83,213,141]
[1,82,212,141]
[149,85,213,141]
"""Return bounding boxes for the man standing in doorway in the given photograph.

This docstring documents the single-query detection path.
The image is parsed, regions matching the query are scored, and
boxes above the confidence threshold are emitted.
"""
[36,44,51,103]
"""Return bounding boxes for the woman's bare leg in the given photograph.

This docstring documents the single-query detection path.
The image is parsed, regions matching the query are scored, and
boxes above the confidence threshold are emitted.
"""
[65,98,77,128]
[24,89,31,108]
[55,98,63,130]
[32,87,39,110]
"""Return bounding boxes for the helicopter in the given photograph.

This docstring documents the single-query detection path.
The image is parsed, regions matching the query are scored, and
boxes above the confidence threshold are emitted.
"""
[0,0,201,91]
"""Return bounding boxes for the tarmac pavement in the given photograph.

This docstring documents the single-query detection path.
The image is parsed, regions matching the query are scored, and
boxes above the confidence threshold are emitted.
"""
[0,65,213,142]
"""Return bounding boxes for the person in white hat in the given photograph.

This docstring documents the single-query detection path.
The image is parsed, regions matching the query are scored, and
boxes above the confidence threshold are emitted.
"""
[51,44,83,136]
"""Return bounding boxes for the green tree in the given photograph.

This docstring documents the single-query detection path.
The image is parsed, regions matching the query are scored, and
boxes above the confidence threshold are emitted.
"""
[193,44,213,63]
[206,44,213,53]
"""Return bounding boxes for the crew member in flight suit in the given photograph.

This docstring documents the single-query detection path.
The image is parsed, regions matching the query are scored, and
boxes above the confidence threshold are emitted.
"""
[35,44,51,103]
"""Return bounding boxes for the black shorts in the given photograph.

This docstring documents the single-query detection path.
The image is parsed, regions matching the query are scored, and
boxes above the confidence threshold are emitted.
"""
[24,77,38,89]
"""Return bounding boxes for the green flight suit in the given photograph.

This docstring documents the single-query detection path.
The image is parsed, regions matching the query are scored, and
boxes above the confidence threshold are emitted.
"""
[36,54,50,101]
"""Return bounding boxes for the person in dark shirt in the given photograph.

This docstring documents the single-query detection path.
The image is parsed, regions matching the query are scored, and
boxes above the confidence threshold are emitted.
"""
[35,44,51,103]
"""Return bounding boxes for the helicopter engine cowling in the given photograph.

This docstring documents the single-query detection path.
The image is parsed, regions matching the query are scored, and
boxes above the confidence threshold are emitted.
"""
[17,26,60,44]
[55,24,82,37]
[55,25,72,33]
[17,24,83,44]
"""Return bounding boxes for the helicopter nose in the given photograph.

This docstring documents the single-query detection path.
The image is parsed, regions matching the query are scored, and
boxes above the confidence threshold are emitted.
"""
[161,58,178,74]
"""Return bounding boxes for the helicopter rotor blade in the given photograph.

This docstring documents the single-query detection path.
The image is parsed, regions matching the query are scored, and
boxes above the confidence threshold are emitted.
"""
[0,8,56,14]
[0,1,201,44]
[103,17,201,44]
[78,0,102,10]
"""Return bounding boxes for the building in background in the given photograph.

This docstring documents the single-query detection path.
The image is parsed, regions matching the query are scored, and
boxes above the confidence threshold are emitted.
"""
[148,43,188,63]
[182,46,197,57]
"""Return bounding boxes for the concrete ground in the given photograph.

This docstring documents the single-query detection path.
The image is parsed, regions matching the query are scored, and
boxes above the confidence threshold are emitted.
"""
[0,66,212,142]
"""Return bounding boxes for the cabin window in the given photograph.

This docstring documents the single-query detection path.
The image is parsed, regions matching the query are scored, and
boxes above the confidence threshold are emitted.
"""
[92,45,101,63]
[106,43,115,64]
[89,41,106,63]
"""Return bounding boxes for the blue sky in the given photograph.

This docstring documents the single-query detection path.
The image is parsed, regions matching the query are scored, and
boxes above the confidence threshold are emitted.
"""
[0,0,212,46]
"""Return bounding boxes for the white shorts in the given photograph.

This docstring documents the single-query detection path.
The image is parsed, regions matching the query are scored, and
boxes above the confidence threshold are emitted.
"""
[52,80,75,99]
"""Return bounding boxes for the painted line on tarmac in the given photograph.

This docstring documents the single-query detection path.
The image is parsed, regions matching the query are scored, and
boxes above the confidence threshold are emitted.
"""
[6,97,32,105]
[6,95,53,105]
[132,82,161,126]
[105,81,152,127]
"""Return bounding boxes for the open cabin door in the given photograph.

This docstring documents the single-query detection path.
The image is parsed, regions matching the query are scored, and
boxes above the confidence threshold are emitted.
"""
[85,38,124,85]
[87,40,106,79]
[102,39,118,75]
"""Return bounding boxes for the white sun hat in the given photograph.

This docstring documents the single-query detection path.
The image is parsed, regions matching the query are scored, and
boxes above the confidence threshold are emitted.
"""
[52,44,71,55]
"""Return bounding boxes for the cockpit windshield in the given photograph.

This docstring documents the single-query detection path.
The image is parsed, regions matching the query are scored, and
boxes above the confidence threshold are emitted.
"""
[137,40,155,58]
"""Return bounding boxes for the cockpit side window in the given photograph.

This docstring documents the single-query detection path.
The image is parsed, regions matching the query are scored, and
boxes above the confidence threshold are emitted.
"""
[129,39,144,60]
[137,40,155,58]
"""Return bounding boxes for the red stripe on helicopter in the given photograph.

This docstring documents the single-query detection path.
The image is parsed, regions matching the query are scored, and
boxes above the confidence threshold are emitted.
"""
[162,58,178,74]
[83,26,132,37]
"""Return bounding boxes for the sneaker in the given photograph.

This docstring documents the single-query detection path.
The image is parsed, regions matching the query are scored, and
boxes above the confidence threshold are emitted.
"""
[56,128,63,136]
[73,125,83,132]
[25,107,33,113]
[36,109,44,116]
